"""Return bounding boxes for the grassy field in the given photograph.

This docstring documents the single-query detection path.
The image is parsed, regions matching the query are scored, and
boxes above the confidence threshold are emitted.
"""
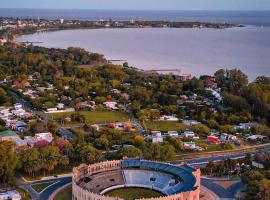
[144,121,186,131]
[31,181,55,193]
[54,185,72,200]
[46,111,130,125]
[106,187,164,200]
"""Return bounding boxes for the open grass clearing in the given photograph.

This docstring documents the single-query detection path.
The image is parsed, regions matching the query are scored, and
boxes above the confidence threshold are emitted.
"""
[105,187,164,200]
[144,121,186,132]
[46,111,130,125]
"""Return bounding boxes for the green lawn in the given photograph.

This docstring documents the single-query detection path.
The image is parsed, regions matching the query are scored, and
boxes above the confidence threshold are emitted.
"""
[144,121,186,131]
[31,181,55,193]
[46,111,130,125]
[106,187,164,200]
[54,185,72,200]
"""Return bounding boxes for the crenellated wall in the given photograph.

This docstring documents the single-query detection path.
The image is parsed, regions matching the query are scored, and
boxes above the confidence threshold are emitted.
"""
[72,160,201,200]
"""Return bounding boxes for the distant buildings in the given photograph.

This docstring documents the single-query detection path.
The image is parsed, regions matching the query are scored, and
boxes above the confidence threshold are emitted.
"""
[151,131,163,143]
[103,99,118,110]
[183,120,200,126]
[159,115,178,121]
[0,130,53,149]
[0,190,21,200]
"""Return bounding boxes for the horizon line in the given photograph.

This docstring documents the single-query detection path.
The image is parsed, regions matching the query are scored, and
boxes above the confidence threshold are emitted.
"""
[0,8,270,12]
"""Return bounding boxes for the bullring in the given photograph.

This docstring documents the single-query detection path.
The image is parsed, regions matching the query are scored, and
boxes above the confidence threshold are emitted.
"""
[72,159,200,200]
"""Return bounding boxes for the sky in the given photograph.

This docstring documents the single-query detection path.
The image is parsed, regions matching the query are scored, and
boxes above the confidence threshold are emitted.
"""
[0,0,270,11]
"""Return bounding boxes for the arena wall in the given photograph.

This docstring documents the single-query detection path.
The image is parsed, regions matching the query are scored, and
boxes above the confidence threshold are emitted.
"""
[72,160,201,200]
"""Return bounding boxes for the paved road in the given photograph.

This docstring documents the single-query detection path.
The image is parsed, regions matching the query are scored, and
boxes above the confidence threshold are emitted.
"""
[201,177,244,199]
[172,147,270,167]
[8,90,45,118]
[38,177,72,200]
[127,109,144,133]
[18,176,72,200]
[27,176,244,200]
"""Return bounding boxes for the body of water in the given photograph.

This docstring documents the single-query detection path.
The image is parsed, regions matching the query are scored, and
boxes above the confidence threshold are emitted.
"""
[17,27,270,80]
[5,9,270,80]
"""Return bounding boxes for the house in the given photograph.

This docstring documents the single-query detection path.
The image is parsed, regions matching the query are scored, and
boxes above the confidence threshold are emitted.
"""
[220,133,237,141]
[183,142,196,150]
[56,103,65,110]
[179,74,192,81]
[13,103,23,110]
[35,132,53,143]
[182,131,195,138]
[160,115,178,121]
[152,131,163,143]
[46,108,58,112]
[166,131,179,137]
[207,135,220,144]
[246,134,267,142]
[9,121,26,132]
[56,128,75,141]
[183,120,200,126]
[24,132,53,147]
[111,89,121,94]
[0,190,21,200]
[0,38,7,45]
[237,122,258,130]
[252,161,264,169]
[0,130,18,141]
[12,80,30,88]
[0,130,27,148]
[206,88,222,102]
[103,100,118,110]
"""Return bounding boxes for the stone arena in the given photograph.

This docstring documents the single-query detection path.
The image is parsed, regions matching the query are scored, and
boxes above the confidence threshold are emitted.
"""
[72,159,201,200]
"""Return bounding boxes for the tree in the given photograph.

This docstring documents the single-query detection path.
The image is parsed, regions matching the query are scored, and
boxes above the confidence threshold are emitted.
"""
[142,143,161,160]
[191,124,210,137]
[134,135,145,146]
[205,161,217,176]
[20,148,40,177]
[160,144,175,161]
[120,146,142,158]
[0,141,19,186]
[76,144,101,164]
[0,88,8,105]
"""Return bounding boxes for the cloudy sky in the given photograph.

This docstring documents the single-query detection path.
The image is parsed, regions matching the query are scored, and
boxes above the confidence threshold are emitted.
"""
[0,0,270,10]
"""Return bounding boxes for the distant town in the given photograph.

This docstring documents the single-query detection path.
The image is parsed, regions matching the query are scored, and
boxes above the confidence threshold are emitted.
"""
[0,17,243,43]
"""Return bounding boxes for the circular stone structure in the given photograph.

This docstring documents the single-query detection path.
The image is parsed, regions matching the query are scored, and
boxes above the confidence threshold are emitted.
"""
[72,159,201,200]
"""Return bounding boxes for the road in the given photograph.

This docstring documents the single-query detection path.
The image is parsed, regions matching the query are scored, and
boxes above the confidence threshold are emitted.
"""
[18,176,72,200]
[16,146,270,200]
[8,90,45,118]
[172,147,270,167]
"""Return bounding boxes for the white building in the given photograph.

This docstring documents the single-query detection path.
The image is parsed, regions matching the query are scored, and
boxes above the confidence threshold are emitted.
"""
[13,103,23,110]
[183,120,200,126]
[160,115,178,121]
[166,131,179,137]
[152,131,163,143]
[56,103,65,110]
[103,100,118,110]
[182,131,196,138]
[0,190,21,200]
